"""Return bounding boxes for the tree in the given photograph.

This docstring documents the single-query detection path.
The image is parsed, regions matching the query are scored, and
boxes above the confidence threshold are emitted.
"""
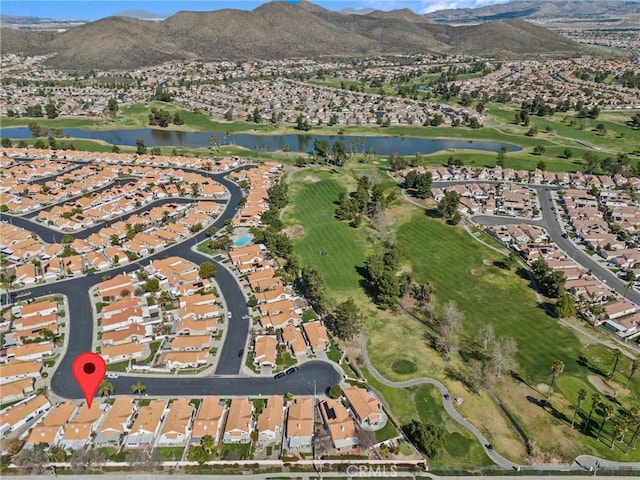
[479,323,495,351]
[45,101,58,119]
[98,379,114,398]
[328,384,343,399]
[437,190,461,224]
[135,138,146,155]
[609,349,622,379]
[571,389,588,428]
[107,97,119,114]
[1,137,12,148]
[491,336,517,378]
[583,394,601,432]
[533,145,546,155]
[13,443,47,474]
[131,380,146,399]
[199,261,216,279]
[332,297,363,340]
[563,148,573,159]
[625,358,638,389]
[402,420,445,458]
[47,445,68,462]
[224,108,233,121]
[547,360,564,398]
[201,434,216,454]
[188,445,207,464]
[555,292,576,318]
[612,422,627,450]
[297,265,330,314]
[597,404,615,441]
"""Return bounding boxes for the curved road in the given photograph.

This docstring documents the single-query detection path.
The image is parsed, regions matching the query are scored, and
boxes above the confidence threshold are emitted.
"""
[471,185,640,306]
[359,335,520,470]
[4,166,340,399]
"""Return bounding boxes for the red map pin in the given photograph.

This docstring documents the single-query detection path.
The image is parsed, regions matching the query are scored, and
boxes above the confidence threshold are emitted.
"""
[72,352,106,408]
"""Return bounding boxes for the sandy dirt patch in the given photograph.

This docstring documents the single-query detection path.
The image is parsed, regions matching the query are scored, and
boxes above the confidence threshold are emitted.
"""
[283,224,304,240]
[483,259,494,266]
[587,375,616,396]
[303,175,321,183]
[536,384,552,396]
[471,269,484,276]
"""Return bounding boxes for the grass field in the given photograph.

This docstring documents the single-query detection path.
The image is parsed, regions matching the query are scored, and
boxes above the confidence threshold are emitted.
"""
[283,165,640,463]
[282,169,372,297]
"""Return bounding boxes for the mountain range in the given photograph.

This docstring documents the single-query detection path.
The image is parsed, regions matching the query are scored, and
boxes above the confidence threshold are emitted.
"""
[425,0,640,23]
[0,1,588,71]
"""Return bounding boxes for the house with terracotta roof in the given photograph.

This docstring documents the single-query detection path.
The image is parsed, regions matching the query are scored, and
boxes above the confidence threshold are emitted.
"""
[222,398,254,443]
[164,351,209,369]
[319,398,358,450]
[7,341,53,361]
[0,359,43,384]
[175,317,218,335]
[256,395,284,445]
[101,342,144,364]
[125,400,167,448]
[0,377,35,403]
[253,335,277,368]
[102,323,148,346]
[0,394,51,436]
[97,273,135,298]
[281,325,307,357]
[94,396,137,446]
[171,334,211,352]
[157,398,194,446]
[101,306,147,332]
[14,263,38,285]
[16,300,58,319]
[303,321,330,353]
[343,387,386,430]
[59,402,104,450]
[191,396,226,444]
[24,402,77,449]
[286,397,314,451]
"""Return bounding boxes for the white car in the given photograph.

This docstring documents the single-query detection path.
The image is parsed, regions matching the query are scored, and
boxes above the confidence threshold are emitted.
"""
[106,373,119,379]
[227,311,232,318]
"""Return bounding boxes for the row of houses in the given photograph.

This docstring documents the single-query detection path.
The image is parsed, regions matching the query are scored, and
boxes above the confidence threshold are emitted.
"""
[488,228,639,338]
[1,386,387,455]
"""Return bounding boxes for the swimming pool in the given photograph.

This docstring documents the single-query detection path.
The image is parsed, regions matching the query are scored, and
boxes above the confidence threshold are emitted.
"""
[233,235,253,247]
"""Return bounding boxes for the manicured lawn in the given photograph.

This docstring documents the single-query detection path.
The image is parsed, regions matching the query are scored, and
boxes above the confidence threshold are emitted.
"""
[97,446,126,462]
[106,360,129,372]
[375,420,399,443]
[283,169,371,297]
[391,359,418,375]
[155,446,185,461]
[326,343,342,363]
[219,442,251,460]
[396,210,583,385]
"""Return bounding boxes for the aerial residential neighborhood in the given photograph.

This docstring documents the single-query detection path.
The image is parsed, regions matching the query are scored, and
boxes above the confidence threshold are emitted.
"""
[0,0,639,477]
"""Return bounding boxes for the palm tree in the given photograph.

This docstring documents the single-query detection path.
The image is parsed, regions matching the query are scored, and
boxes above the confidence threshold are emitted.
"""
[612,422,627,450]
[571,389,588,428]
[548,360,564,398]
[131,380,146,400]
[609,349,622,379]
[625,358,638,389]
[597,404,615,441]
[201,434,215,454]
[98,380,115,398]
[583,394,601,432]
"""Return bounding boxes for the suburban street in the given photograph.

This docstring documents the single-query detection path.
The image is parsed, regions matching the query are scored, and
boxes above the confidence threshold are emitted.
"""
[471,185,640,306]
[2,166,341,399]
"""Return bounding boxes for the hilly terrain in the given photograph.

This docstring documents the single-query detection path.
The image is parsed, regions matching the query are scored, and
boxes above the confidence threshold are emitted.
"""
[425,0,640,24]
[0,1,586,71]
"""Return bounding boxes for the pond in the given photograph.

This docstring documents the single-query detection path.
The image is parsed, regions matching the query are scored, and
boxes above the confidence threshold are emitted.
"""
[0,127,522,156]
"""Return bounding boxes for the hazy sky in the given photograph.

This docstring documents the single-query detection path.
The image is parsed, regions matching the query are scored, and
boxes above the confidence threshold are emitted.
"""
[0,0,515,20]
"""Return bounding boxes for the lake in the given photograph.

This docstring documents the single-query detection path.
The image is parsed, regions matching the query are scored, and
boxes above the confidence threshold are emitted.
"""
[0,127,521,156]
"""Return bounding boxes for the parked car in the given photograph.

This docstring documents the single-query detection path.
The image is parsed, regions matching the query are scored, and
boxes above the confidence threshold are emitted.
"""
[286,366,299,375]
[227,311,232,318]
[274,372,286,379]
[106,373,119,379]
